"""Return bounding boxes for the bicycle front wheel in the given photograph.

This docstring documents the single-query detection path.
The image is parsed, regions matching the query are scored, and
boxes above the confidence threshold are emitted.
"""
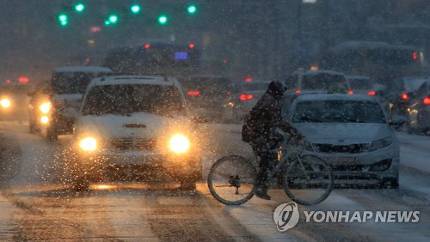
[207,155,257,205]
[283,155,333,206]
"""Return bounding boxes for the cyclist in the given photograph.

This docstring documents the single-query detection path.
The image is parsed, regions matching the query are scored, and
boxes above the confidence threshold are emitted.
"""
[242,81,302,200]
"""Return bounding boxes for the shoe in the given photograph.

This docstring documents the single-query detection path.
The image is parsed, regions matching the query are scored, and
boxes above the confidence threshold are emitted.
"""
[255,186,271,200]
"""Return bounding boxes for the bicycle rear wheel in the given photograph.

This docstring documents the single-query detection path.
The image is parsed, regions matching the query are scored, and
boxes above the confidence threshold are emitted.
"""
[207,155,257,205]
[283,155,333,206]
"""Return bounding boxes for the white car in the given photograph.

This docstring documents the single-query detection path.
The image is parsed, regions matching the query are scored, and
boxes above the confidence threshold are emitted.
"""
[30,66,113,140]
[285,94,400,188]
[71,75,202,190]
[285,70,352,96]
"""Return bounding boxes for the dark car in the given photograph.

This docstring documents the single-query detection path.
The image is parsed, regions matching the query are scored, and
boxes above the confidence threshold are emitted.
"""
[387,76,429,127]
[406,80,430,134]
[28,66,112,140]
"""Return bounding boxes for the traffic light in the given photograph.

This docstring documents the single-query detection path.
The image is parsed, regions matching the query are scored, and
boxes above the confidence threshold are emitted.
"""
[157,14,169,25]
[186,4,198,15]
[57,13,69,27]
[74,3,85,13]
[105,14,119,26]
[130,4,142,14]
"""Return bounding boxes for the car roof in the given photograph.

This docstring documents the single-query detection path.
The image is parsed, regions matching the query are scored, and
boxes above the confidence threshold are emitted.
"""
[54,66,113,73]
[346,75,370,80]
[304,70,345,76]
[187,75,230,80]
[88,75,179,88]
[294,94,377,102]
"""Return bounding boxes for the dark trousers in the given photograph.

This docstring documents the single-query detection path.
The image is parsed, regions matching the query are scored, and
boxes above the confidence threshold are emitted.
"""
[251,141,277,188]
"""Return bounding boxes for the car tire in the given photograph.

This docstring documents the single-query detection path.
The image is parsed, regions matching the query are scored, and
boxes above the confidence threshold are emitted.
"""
[29,121,36,134]
[46,125,58,141]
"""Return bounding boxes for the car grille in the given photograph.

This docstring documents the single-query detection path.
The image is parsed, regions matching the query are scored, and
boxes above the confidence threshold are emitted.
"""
[110,138,156,151]
[315,143,367,154]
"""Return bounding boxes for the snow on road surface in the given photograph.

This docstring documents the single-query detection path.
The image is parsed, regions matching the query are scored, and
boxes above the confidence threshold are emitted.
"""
[0,121,430,241]
[397,132,430,173]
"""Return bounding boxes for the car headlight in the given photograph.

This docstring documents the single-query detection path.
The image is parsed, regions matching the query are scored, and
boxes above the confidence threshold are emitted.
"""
[368,136,393,151]
[168,133,191,154]
[79,137,98,152]
[0,98,11,109]
[40,115,49,125]
[39,102,52,114]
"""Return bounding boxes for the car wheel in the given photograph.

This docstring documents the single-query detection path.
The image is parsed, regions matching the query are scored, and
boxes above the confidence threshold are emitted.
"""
[29,121,36,134]
[46,125,58,141]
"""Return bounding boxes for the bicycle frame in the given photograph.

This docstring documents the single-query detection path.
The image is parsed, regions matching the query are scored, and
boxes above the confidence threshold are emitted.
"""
[259,139,306,187]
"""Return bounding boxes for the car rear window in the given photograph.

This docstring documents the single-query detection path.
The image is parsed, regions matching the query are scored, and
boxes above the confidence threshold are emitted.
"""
[302,73,348,91]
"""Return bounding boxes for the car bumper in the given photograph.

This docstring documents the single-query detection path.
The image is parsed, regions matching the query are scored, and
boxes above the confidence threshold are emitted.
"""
[76,149,201,177]
[302,145,399,182]
[416,108,430,129]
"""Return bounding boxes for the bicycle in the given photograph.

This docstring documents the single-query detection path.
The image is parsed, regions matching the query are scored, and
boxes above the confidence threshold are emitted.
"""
[207,136,333,206]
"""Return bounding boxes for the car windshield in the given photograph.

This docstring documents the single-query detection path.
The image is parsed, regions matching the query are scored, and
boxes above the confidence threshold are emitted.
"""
[348,78,372,90]
[82,84,184,116]
[302,74,348,91]
[51,72,107,94]
[292,100,386,123]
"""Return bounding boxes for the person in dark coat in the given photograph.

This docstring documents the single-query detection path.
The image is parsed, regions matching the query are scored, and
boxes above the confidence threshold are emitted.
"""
[243,81,302,200]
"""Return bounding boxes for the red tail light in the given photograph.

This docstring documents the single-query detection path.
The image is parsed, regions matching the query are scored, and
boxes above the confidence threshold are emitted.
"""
[412,51,419,61]
[187,90,200,97]
[423,96,430,105]
[400,93,409,101]
[347,89,354,95]
[188,42,196,49]
[295,89,302,95]
[368,90,377,96]
[244,75,253,83]
[239,93,254,101]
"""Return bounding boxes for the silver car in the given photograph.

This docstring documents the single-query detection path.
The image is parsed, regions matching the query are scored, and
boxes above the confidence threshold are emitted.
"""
[285,94,400,188]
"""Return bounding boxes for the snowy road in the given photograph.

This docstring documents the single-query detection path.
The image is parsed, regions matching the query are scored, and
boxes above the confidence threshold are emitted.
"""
[0,122,429,241]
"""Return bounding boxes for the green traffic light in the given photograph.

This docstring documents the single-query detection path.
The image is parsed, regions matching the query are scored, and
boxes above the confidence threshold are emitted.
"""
[57,13,69,27]
[157,14,168,25]
[74,3,85,12]
[108,14,119,24]
[186,4,197,15]
[130,4,141,14]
